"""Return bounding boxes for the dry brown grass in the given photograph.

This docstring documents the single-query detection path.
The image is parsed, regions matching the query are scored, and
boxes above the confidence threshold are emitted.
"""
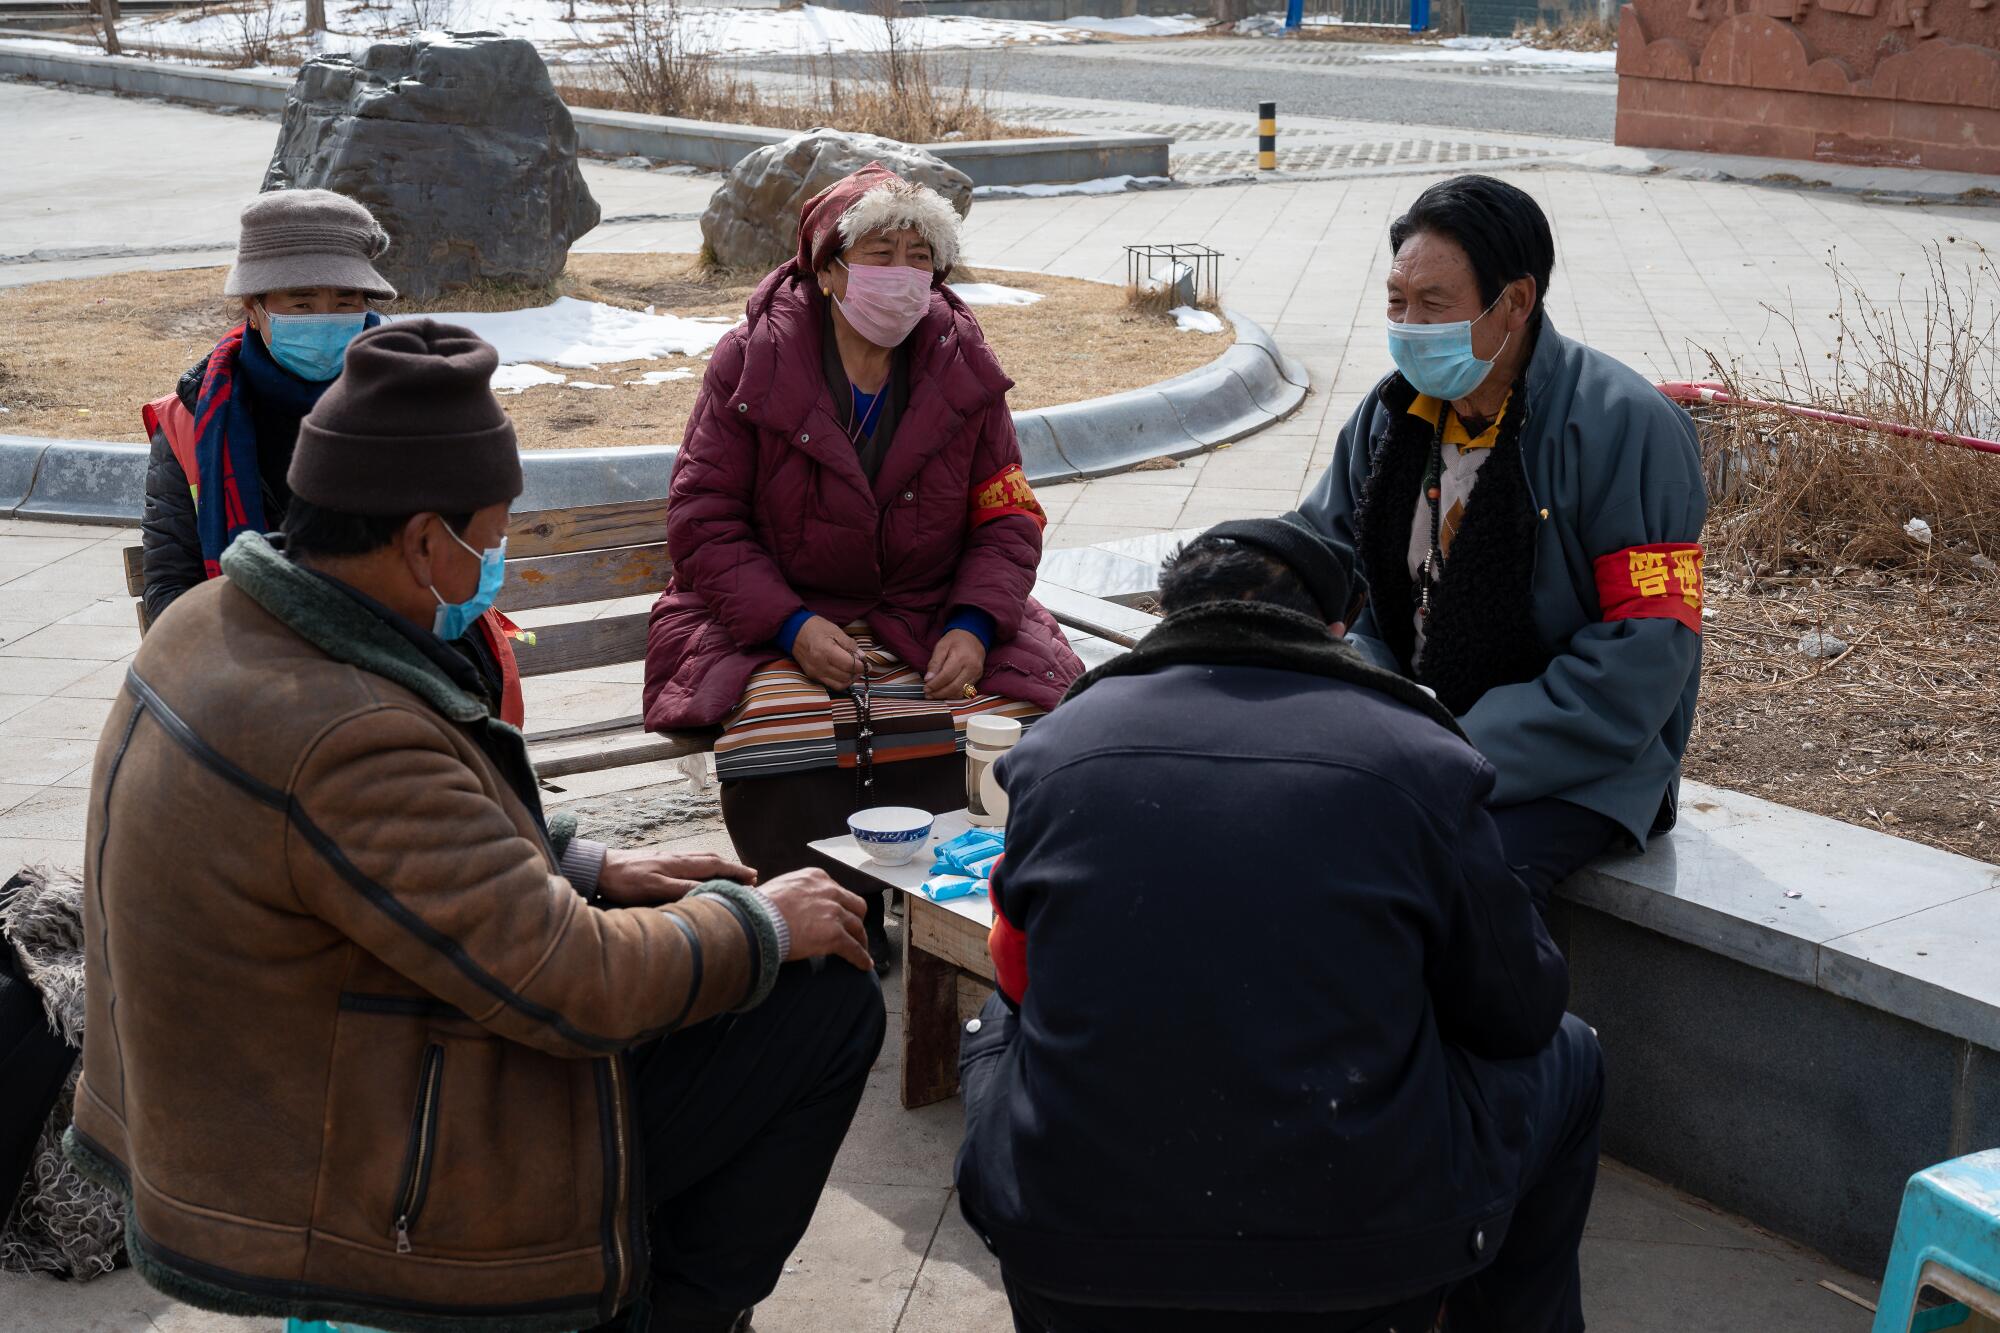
[0,255,1230,449]
[1512,16,1618,50]
[1291,22,1433,45]
[557,76,1047,142]
[1124,282,1220,318]
[1688,577,2000,862]
[1683,241,2000,861]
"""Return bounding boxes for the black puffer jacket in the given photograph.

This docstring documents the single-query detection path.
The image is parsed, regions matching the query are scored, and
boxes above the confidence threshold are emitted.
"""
[140,352,304,625]
[956,602,1570,1312]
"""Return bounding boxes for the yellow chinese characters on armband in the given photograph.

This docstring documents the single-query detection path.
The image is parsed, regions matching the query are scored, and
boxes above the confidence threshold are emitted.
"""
[969,463,1047,531]
[1593,542,1704,634]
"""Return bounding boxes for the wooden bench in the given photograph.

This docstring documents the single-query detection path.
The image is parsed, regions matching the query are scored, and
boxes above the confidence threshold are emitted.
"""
[121,501,708,779]
[122,499,1147,781]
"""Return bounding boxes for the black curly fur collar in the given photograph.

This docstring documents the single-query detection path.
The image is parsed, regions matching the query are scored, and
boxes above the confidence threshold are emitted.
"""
[1353,373,1552,717]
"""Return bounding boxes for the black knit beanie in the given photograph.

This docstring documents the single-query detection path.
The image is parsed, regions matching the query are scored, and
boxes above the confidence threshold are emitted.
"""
[288,319,522,516]
[1202,514,1366,623]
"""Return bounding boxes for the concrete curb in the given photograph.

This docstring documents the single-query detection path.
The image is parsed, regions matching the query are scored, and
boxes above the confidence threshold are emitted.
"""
[0,311,1306,524]
[0,41,1173,187]
[0,42,290,110]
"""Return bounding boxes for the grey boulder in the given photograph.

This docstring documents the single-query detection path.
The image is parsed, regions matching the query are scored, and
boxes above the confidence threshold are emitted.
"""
[701,129,972,272]
[264,33,600,302]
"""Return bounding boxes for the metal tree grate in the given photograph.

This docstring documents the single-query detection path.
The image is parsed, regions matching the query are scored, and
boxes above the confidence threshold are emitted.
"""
[1125,243,1223,307]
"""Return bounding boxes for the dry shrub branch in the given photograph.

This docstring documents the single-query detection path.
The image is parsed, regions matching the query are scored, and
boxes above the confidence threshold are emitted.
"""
[561,0,1037,141]
[1682,242,2000,862]
[1696,241,2000,583]
[590,0,756,119]
[807,0,1012,142]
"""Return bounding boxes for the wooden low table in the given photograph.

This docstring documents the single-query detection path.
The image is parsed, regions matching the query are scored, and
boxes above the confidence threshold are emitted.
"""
[810,811,997,1110]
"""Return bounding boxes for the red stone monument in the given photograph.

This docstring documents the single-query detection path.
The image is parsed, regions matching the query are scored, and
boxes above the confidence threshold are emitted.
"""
[1614,0,2000,174]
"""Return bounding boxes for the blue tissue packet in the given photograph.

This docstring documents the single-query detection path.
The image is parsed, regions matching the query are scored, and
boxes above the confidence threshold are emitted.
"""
[931,828,1004,879]
[918,874,987,902]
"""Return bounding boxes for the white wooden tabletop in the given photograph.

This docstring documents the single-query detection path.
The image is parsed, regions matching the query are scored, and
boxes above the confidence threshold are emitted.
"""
[807,808,995,928]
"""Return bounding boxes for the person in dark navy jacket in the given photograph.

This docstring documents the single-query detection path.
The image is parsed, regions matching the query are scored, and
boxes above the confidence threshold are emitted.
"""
[957,517,1605,1333]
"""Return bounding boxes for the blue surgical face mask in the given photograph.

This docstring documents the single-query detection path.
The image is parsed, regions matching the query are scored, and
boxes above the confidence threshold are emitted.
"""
[261,309,367,382]
[1386,291,1508,402]
[430,526,506,641]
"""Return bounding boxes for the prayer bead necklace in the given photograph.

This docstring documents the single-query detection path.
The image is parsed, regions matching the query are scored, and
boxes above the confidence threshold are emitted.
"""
[1419,415,1446,620]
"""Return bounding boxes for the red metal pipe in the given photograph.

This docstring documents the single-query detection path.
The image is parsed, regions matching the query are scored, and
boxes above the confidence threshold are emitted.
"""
[1654,380,2000,457]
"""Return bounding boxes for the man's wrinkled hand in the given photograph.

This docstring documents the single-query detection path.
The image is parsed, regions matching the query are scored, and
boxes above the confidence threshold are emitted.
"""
[793,615,863,692]
[923,628,986,701]
[597,849,757,907]
[759,868,872,971]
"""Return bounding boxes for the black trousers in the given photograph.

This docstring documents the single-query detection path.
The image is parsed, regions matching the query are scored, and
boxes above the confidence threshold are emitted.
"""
[1490,797,1625,911]
[1437,1013,1604,1333]
[613,958,886,1330]
[964,1000,1603,1333]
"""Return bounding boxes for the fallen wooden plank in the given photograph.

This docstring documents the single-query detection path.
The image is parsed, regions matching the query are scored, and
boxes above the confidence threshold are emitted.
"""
[1035,579,1157,650]
[1817,1279,1877,1313]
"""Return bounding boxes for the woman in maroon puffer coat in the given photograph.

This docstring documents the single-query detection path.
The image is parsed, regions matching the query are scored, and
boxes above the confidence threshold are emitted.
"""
[643,164,1084,965]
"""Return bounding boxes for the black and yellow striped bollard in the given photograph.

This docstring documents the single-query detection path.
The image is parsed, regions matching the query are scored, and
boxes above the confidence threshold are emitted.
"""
[1258,101,1277,172]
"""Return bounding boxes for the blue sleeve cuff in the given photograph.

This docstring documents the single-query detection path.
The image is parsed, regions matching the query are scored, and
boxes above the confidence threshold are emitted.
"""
[944,607,996,649]
[775,608,814,655]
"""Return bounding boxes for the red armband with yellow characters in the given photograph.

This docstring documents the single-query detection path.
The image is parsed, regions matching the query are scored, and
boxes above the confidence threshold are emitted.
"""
[1594,543,1704,634]
[969,463,1047,531]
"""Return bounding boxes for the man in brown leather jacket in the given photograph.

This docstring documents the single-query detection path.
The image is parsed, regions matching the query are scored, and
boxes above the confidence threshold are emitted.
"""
[69,321,885,1333]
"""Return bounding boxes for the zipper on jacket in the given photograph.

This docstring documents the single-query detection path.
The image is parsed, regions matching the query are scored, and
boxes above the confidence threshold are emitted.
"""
[392,1043,445,1255]
[605,1055,631,1302]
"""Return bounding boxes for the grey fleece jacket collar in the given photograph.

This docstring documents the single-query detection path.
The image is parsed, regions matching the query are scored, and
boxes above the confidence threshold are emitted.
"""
[219,531,489,725]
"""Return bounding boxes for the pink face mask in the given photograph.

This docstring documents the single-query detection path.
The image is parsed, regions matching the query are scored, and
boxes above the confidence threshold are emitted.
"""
[834,259,933,348]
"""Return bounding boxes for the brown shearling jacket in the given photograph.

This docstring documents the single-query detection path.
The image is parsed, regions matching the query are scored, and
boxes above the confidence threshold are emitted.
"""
[67,533,784,1333]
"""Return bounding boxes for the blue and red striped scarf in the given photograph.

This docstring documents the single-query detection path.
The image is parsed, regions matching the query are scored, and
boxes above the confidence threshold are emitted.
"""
[187,319,370,576]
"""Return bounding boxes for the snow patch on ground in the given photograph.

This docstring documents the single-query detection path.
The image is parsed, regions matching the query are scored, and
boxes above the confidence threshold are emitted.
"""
[626,368,700,384]
[107,0,1087,66]
[947,282,1045,306]
[1170,306,1225,334]
[491,363,569,394]
[1357,36,1616,69]
[1055,13,1206,36]
[974,175,1173,199]
[410,298,735,370]
[1225,18,1613,64]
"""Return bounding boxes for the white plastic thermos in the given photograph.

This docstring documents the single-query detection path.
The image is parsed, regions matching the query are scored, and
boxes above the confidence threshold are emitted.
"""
[965,715,1023,828]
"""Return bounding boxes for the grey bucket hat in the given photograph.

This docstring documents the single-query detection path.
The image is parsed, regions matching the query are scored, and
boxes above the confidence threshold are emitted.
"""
[223,189,397,301]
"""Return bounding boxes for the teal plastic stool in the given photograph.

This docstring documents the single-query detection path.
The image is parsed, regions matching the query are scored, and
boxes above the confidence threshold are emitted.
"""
[1872,1149,2000,1333]
[288,1323,393,1333]
[286,1312,580,1320]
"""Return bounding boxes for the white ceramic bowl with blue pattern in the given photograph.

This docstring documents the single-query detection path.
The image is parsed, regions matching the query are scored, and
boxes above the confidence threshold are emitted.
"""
[848,806,935,866]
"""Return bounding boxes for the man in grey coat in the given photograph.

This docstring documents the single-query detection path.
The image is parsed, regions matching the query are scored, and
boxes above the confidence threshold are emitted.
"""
[1299,174,1706,903]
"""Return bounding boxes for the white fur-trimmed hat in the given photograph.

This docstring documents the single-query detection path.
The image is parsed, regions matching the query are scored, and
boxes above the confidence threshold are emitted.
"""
[797,164,961,275]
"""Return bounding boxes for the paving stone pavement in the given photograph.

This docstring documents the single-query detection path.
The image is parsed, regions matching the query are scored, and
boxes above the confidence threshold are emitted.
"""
[0,72,1974,1332]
